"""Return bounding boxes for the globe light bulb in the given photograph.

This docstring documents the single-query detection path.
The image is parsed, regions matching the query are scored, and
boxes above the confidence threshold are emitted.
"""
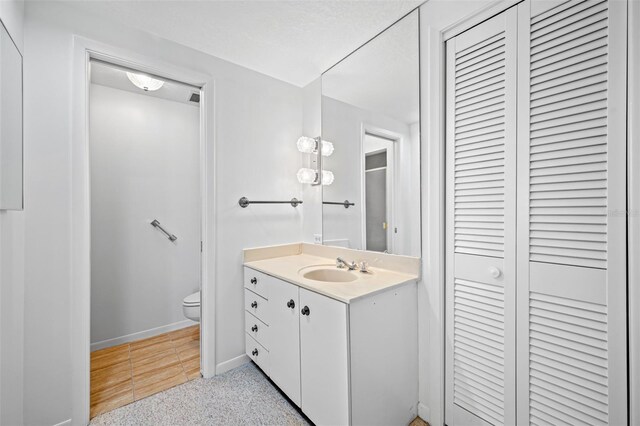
[297,168,318,184]
[296,136,317,154]
[321,140,334,157]
[126,72,164,91]
[322,170,335,185]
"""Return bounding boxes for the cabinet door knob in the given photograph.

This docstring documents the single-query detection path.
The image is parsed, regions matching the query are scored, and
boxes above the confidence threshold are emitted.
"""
[489,266,502,278]
[301,306,310,316]
[287,299,295,309]
[251,325,258,332]
[250,277,257,285]
[251,301,258,308]
[252,349,258,356]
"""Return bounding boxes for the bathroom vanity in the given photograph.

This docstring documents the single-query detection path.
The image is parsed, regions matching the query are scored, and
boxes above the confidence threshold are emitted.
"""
[243,243,419,426]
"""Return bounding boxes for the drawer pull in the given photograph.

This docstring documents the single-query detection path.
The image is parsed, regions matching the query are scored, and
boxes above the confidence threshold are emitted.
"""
[250,277,257,285]
[251,324,258,332]
[251,301,258,308]
[301,306,310,316]
[287,299,295,309]
[252,348,259,356]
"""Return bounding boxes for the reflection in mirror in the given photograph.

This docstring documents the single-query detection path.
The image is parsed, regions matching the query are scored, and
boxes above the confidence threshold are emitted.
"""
[0,19,23,210]
[321,10,420,256]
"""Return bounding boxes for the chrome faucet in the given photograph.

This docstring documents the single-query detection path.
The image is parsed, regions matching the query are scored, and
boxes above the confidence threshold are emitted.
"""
[336,257,357,270]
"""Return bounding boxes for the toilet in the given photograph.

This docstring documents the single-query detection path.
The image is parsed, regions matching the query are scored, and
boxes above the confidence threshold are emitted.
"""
[182,291,201,322]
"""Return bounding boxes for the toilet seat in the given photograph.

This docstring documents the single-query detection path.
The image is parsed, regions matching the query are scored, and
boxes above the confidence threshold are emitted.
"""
[182,291,201,322]
[183,291,200,307]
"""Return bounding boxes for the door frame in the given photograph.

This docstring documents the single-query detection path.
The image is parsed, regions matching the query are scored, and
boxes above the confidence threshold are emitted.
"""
[628,1,640,424]
[71,36,216,425]
[360,124,398,253]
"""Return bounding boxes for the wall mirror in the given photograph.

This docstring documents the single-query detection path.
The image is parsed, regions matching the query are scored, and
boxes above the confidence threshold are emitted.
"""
[321,10,420,256]
[0,19,23,210]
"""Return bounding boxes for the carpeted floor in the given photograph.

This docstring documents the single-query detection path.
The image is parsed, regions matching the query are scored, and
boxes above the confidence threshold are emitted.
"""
[90,362,309,425]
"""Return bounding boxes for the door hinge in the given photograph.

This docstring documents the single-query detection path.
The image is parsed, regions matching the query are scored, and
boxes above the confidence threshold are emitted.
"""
[200,241,203,252]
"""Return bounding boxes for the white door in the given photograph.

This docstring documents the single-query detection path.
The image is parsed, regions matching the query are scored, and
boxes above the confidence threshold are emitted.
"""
[268,278,301,406]
[363,133,395,253]
[516,1,628,424]
[445,7,518,426]
[299,289,349,426]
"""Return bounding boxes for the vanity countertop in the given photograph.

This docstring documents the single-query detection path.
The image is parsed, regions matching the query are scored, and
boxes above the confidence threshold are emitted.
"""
[244,252,419,304]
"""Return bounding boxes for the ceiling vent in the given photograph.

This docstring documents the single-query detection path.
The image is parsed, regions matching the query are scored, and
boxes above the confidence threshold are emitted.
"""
[189,92,200,103]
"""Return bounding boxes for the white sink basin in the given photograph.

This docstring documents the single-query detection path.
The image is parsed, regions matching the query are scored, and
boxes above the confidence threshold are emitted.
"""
[299,265,358,283]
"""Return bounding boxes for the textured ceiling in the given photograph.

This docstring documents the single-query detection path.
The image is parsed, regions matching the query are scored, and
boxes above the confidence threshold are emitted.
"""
[55,0,422,87]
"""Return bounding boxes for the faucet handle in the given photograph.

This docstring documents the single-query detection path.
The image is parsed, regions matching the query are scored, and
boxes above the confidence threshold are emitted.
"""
[359,261,370,273]
[336,257,345,268]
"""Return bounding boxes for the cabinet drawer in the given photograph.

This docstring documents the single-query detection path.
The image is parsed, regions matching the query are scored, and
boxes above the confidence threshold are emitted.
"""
[245,289,270,325]
[245,311,269,349]
[246,333,269,375]
[244,267,269,299]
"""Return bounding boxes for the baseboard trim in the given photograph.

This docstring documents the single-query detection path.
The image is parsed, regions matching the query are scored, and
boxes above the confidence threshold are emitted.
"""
[215,353,250,375]
[91,319,198,351]
[53,419,72,426]
[418,402,430,423]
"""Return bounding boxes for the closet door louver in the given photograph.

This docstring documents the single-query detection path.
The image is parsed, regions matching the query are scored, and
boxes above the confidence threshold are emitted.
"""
[516,1,627,425]
[445,8,517,426]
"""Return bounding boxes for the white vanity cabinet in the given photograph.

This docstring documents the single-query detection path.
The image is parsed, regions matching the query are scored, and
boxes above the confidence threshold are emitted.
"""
[244,266,418,426]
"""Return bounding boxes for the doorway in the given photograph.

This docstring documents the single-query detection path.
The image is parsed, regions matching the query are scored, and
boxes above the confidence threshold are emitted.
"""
[363,132,395,253]
[88,59,203,418]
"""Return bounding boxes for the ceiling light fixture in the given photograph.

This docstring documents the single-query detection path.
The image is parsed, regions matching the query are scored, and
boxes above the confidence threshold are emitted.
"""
[126,72,164,91]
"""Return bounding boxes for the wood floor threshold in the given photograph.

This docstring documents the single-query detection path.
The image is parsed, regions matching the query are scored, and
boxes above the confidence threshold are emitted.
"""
[90,324,200,418]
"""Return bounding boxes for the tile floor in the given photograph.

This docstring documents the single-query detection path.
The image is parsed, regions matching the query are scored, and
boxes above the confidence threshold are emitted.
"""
[90,363,309,425]
[91,353,429,426]
[90,325,200,418]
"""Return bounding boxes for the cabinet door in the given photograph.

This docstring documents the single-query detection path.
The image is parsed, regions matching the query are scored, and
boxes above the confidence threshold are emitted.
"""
[299,288,349,426]
[445,7,518,426]
[268,278,301,406]
[516,1,627,424]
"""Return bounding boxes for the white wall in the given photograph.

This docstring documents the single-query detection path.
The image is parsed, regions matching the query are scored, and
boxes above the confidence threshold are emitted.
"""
[23,2,303,424]
[321,96,420,255]
[89,84,200,348]
[0,1,24,425]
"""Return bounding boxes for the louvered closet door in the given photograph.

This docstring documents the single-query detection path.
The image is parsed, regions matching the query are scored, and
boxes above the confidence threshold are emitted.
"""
[516,1,628,425]
[445,8,517,426]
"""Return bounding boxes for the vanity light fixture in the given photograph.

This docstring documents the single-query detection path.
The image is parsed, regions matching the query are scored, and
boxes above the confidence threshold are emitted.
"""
[297,136,335,186]
[126,72,164,91]
[296,136,334,157]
